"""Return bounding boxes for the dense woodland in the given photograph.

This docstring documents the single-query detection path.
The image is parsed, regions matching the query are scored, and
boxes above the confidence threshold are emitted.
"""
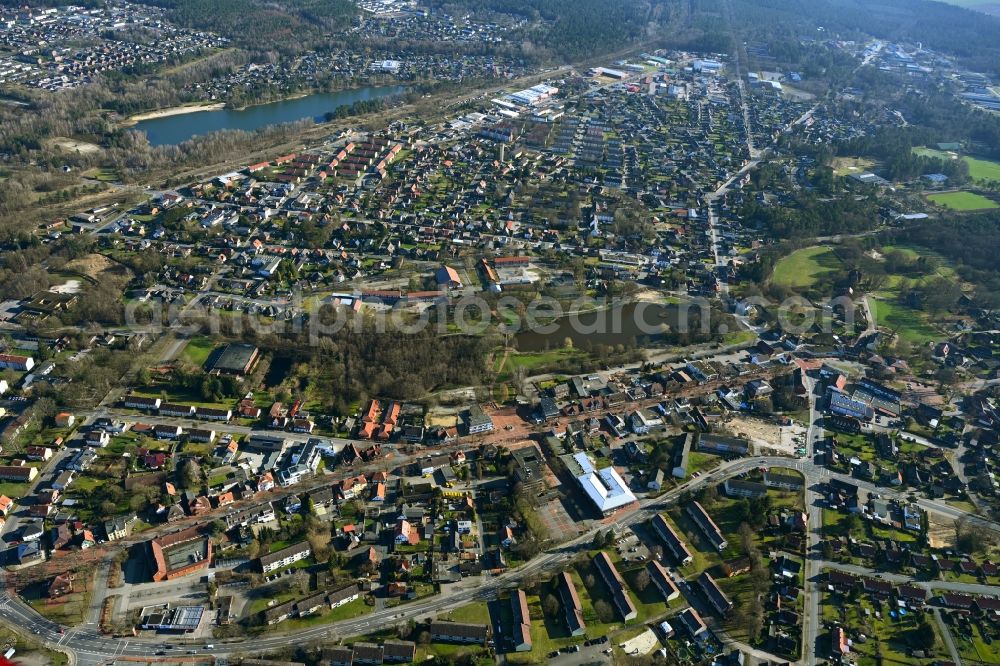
[893,214,1000,310]
[115,0,355,54]
[436,0,669,61]
[739,191,882,239]
[725,0,1000,77]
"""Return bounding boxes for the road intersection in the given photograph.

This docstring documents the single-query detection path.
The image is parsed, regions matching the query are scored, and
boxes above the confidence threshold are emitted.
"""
[4,373,999,665]
[2,440,997,666]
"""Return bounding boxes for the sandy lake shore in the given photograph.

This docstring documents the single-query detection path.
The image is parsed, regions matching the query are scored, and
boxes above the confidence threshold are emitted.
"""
[125,102,226,124]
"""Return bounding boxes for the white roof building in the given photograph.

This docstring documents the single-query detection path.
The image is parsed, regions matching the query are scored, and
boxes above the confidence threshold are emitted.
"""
[571,453,637,515]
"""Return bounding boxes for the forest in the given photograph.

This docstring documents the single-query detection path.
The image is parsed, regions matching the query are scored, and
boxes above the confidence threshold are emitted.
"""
[136,0,356,54]
[724,0,1000,77]
[891,213,1000,310]
[738,191,882,239]
[432,0,672,62]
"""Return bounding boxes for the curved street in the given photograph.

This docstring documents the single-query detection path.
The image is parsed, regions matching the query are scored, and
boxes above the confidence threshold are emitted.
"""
[2,439,999,666]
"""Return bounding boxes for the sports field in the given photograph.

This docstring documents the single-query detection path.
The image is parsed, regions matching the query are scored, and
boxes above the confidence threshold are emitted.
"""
[926,191,999,211]
[912,146,1000,183]
[965,155,1000,182]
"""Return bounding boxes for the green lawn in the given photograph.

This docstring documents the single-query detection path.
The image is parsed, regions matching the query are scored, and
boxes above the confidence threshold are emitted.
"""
[721,329,756,346]
[822,508,852,537]
[926,191,999,211]
[0,481,31,499]
[180,336,217,367]
[688,451,721,476]
[442,603,491,625]
[913,146,956,160]
[954,622,1000,663]
[772,246,842,289]
[498,348,586,377]
[912,147,1000,183]
[831,156,877,176]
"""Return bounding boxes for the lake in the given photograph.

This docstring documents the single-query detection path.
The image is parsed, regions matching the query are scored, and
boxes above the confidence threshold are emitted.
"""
[133,85,407,146]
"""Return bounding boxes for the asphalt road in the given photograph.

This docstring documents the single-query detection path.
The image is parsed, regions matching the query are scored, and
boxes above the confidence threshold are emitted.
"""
[3,421,998,665]
[0,454,784,665]
[802,374,825,664]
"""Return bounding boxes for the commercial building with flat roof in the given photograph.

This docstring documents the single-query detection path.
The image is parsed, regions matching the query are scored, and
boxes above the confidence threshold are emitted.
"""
[562,452,637,516]
[829,389,874,421]
[512,445,546,492]
[208,343,260,376]
[140,605,205,632]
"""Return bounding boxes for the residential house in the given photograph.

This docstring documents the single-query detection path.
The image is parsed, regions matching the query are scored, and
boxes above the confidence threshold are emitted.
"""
[429,621,490,646]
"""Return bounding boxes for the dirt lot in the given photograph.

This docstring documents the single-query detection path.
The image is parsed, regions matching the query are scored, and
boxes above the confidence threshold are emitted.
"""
[718,414,807,457]
[425,409,459,428]
[64,253,131,280]
[48,136,101,154]
[928,512,957,549]
[486,406,532,441]
[902,380,944,406]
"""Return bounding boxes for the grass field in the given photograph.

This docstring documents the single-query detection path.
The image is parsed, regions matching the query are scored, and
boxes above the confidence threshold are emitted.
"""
[926,191,999,211]
[180,336,217,367]
[869,297,940,344]
[912,146,1000,183]
[965,156,1000,182]
[0,481,31,499]
[496,348,586,380]
[831,156,876,176]
[442,603,491,625]
[772,246,842,289]
[913,146,957,160]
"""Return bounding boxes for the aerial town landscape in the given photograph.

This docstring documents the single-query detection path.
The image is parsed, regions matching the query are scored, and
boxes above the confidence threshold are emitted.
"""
[4,0,1000,665]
